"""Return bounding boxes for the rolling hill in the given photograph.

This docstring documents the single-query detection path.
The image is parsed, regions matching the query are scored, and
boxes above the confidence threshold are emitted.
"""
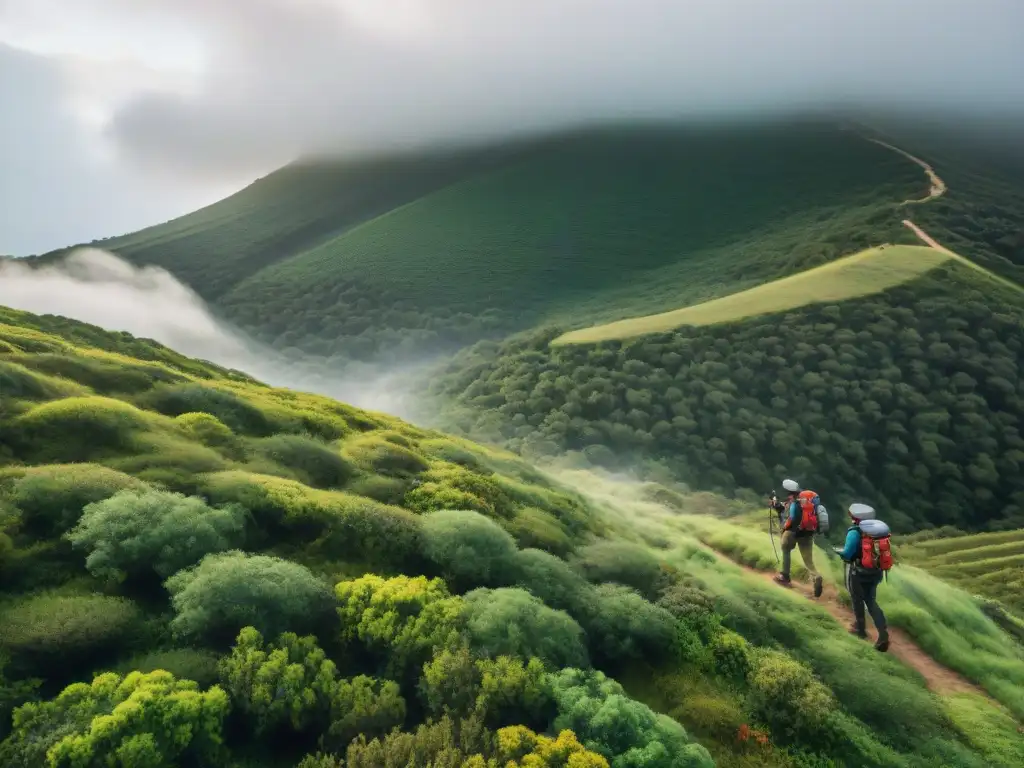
[36,119,926,365]
[2,303,1023,768]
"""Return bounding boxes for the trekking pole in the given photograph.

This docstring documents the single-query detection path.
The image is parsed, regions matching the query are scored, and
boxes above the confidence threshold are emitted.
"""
[768,505,780,564]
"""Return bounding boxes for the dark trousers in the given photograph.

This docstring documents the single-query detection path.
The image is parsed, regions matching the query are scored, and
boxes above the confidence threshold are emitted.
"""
[849,570,888,639]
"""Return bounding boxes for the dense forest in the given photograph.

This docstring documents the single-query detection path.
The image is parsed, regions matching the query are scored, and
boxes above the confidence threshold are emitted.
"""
[4,305,1023,767]
[427,264,1024,533]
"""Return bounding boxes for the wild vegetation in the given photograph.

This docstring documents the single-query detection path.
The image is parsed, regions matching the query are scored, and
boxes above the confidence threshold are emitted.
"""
[3,304,1022,767]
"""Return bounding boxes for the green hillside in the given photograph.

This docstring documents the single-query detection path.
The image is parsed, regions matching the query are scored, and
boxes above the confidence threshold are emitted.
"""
[34,147,516,302]
[427,258,1024,534]
[3,304,1023,767]
[216,122,923,362]
[554,244,949,344]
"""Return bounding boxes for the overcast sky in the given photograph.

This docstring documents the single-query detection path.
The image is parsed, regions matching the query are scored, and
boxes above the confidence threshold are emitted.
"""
[2,0,1023,256]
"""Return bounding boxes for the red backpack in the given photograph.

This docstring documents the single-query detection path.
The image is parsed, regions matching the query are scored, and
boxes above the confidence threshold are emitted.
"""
[796,490,820,532]
[858,519,893,573]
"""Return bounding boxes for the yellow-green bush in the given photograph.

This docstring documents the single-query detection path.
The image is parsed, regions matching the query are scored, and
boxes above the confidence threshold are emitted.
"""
[0,360,86,402]
[110,648,222,688]
[11,352,183,395]
[341,434,429,477]
[141,382,276,436]
[506,507,572,555]
[253,433,356,489]
[9,463,148,535]
[174,412,239,451]
[0,592,142,673]
[8,396,168,464]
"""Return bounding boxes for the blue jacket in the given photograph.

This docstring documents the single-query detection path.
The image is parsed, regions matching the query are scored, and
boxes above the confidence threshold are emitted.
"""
[839,525,862,561]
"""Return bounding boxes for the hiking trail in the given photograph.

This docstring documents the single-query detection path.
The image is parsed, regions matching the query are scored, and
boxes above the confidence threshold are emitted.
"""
[866,137,947,204]
[709,545,991,699]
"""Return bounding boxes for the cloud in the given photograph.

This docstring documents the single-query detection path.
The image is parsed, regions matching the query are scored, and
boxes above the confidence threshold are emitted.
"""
[0,249,423,415]
[1,0,1023,253]
[6,0,1024,184]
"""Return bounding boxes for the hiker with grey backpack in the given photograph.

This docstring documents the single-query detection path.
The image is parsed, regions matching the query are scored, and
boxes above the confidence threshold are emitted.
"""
[834,503,892,652]
[772,478,828,598]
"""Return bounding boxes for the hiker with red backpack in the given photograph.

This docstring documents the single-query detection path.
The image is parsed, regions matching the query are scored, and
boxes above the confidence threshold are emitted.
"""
[773,478,825,598]
[834,503,891,653]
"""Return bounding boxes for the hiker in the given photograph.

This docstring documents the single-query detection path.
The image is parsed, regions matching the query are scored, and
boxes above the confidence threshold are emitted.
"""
[774,478,824,598]
[834,503,891,653]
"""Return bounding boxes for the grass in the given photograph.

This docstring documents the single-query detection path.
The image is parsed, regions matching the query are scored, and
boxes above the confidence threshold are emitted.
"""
[902,530,1024,616]
[553,244,949,344]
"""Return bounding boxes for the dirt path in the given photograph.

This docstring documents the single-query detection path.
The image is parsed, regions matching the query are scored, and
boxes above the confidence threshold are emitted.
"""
[714,548,989,698]
[902,219,954,254]
[867,137,947,203]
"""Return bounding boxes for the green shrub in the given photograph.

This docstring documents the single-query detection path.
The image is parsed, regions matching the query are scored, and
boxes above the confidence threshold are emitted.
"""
[0,670,229,768]
[254,433,356,489]
[165,551,335,646]
[14,352,181,394]
[709,630,751,682]
[313,494,424,570]
[219,627,405,744]
[341,434,429,477]
[747,648,837,747]
[418,438,487,471]
[0,360,84,401]
[506,507,572,555]
[336,574,465,678]
[549,667,714,768]
[142,383,274,435]
[577,584,678,666]
[200,471,335,536]
[111,648,222,688]
[175,411,240,451]
[422,509,520,591]
[573,541,663,599]
[344,473,410,505]
[10,463,148,536]
[0,592,142,672]
[512,548,592,614]
[67,489,247,582]
[8,396,158,463]
[463,587,588,669]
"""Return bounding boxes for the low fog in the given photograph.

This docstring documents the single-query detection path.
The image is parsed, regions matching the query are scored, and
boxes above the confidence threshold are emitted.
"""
[0,249,423,417]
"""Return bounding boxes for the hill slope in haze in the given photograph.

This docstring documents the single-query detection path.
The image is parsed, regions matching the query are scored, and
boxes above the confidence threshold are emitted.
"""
[2,304,1023,768]
[35,120,925,367]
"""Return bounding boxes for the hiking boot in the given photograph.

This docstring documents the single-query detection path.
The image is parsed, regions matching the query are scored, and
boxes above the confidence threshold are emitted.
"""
[875,633,890,653]
[773,574,792,587]
[848,624,868,639]
[813,575,823,598]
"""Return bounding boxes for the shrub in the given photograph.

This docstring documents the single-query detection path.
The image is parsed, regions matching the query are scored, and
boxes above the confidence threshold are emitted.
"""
[0,592,142,672]
[506,507,572,556]
[549,668,714,768]
[165,551,335,646]
[254,434,356,489]
[420,645,554,730]
[67,489,247,582]
[344,473,410,505]
[0,670,229,768]
[341,434,429,477]
[219,627,405,745]
[513,548,592,614]
[573,541,663,599]
[8,396,163,463]
[746,648,837,746]
[578,584,678,666]
[316,496,424,571]
[422,509,521,591]
[142,383,274,435]
[10,463,148,536]
[16,352,179,394]
[463,588,589,670]
[175,412,239,451]
[111,649,222,688]
[709,630,751,682]
[335,574,465,677]
[0,360,83,401]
